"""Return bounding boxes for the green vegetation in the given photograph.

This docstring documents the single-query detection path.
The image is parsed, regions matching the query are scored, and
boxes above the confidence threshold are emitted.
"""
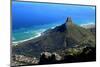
[12,17,96,65]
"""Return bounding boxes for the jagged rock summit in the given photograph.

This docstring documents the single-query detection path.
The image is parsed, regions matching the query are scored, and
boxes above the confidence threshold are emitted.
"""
[66,17,73,25]
[65,17,74,31]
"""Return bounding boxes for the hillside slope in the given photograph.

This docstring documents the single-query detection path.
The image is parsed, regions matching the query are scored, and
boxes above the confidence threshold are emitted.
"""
[12,17,95,58]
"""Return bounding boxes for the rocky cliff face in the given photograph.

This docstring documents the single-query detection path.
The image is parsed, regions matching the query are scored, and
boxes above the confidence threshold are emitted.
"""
[12,17,96,66]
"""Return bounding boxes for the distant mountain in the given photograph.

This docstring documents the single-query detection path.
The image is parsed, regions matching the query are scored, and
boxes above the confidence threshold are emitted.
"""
[81,24,95,29]
[81,24,96,35]
[12,17,96,65]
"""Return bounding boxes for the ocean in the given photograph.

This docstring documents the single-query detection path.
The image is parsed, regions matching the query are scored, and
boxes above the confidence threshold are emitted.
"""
[12,1,95,43]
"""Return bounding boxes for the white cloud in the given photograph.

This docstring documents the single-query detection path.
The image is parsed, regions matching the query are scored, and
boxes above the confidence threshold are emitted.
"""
[80,22,95,29]
[90,7,95,10]
[80,22,95,26]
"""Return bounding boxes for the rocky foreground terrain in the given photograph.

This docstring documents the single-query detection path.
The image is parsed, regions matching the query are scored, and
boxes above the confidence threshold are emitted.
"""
[11,17,96,66]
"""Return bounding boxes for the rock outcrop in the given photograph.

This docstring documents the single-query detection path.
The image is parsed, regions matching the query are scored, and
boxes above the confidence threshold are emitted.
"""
[11,54,39,66]
[39,52,62,64]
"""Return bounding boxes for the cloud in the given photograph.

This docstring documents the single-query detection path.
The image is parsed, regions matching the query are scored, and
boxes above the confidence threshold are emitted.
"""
[80,22,95,29]
[80,22,95,26]
[90,7,95,10]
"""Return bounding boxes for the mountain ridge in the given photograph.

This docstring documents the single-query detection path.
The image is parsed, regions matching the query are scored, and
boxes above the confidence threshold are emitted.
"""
[12,17,95,59]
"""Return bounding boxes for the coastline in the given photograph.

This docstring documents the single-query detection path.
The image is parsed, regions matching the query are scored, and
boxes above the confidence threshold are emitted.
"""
[12,33,41,45]
[12,23,95,46]
[12,23,63,45]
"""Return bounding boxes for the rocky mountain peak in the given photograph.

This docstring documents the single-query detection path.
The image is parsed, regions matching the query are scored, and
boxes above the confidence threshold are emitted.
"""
[66,17,72,22]
[65,17,73,28]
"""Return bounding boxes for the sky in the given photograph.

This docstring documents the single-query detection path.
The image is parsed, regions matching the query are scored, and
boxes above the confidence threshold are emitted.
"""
[12,1,96,30]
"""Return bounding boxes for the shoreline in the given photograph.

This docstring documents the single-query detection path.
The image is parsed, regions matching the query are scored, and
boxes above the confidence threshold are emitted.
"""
[12,33,41,45]
[12,23,95,46]
[12,23,62,45]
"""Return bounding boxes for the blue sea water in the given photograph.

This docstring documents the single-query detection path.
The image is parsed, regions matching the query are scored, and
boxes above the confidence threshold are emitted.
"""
[12,1,96,43]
